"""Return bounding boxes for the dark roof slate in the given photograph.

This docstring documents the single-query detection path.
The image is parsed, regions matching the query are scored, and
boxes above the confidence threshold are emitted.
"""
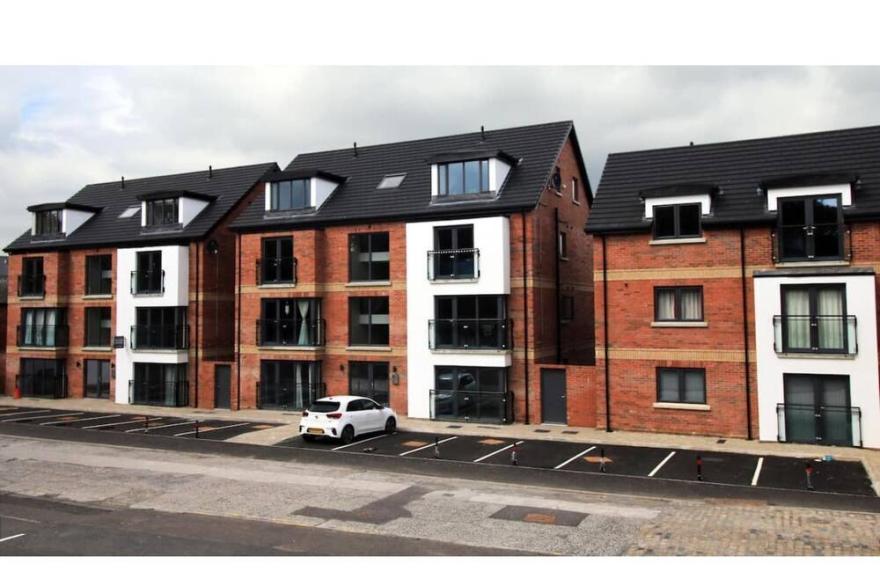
[231,121,581,231]
[587,124,880,234]
[5,162,278,253]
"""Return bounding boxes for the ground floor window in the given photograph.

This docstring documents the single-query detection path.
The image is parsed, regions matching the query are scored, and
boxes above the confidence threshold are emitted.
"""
[431,366,508,423]
[259,360,323,410]
[349,361,389,405]
[781,373,856,446]
[656,367,706,404]
[84,359,111,399]
[19,358,66,398]
[131,363,188,406]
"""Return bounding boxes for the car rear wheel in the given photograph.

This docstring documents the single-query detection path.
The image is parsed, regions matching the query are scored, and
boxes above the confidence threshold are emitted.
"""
[340,425,355,444]
[384,417,397,434]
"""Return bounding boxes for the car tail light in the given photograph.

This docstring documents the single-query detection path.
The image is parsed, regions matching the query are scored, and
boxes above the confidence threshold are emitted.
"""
[326,412,342,419]
[302,411,309,417]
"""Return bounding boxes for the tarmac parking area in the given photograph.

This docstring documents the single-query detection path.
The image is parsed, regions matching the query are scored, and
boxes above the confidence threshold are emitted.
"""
[278,429,877,497]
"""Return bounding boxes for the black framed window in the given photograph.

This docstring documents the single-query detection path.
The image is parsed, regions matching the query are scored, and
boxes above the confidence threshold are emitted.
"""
[431,224,476,279]
[20,257,45,297]
[437,159,490,196]
[19,308,67,347]
[134,251,162,294]
[777,195,843,261]
[34,210,62,235]
[84,359,111,399]
[85,255,112,295]
[653,203,701,239]
[654,286,704,322]
[349,232,390,282]
[145,198,179,226]
[432,365,507,422]
[259,298,322,346]
[780,284,848,353]
[432,295,508,349]
[349,297,389,346]
[560,295,574,322]
[133,306,187,349]
[132,363,188,406]
[261,237,295,284]
[19,358,66,398]
[270,180,310,211]
[349,361,390,405]
[85,307,112,348]
[657,368,706,404]
[259,360,322,410]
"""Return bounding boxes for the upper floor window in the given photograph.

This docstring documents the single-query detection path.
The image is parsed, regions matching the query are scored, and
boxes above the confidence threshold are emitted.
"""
[19,257,45,297]
[349,232,390,282]
[431,295,508,350]
[654,286,703,322]
[270,179,310,211]
[259,298,322,347]
[132,251,163,295]
[558,231,569,259]
[777,195,843,261]
[437,160,490,196]
[778,284,851,354]
[430,224,477,280]
[349,297,390,346]
[653,203,701,240]
[571,177,580,203]
[34,210,62,235]
[377,174,406,189]
[145,198,179,226]
[19,308,67,347]
[85,255,112,296]
[260,237,295,284]
[85,307,112,348]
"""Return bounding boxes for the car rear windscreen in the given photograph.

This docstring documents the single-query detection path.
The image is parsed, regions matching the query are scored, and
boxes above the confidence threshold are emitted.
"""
[308,401,340,413]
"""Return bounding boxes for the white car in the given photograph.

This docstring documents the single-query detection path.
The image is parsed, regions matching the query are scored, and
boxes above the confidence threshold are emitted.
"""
[299,395,397,444]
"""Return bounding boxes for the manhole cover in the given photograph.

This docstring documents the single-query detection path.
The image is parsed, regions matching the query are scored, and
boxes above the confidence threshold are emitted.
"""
[584,455,612,463]
[479,438,506,446]
[401,440,428,447]
[251,424,273,430]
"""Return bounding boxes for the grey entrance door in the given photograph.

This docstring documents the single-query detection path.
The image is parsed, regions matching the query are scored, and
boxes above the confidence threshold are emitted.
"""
[540,369,567,424]
[214,365,231,409]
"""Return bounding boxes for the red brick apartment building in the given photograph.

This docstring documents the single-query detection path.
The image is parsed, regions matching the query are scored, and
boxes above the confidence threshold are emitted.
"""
[2,163,277,407]
[587,125,880,448]
[228,121,596,425]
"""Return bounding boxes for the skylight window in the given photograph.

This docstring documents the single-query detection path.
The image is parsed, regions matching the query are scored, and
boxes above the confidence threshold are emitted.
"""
[119,206,141,219]
[377,173,406,189]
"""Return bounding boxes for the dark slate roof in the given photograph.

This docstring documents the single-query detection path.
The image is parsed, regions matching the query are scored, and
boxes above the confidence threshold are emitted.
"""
[587,124,880,234]
[5,163,278,253]
[231,121,587,231]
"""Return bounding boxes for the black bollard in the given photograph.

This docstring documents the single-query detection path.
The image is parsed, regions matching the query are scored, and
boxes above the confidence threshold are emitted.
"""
[805,462,814,491]
[696,454,703,481]
[144,415,149,430]
[194,420,199,439]
[433,436,440,459]
[510,444,518,466]
[599,447,606,473]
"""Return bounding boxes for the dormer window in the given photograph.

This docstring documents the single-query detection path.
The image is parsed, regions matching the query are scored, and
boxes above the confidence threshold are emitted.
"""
[437,159,490,196]
[777,194,843,261]
[653,203,701,240]
[34,210,62,235]
[145,197,179,226]
[270,179,310,211]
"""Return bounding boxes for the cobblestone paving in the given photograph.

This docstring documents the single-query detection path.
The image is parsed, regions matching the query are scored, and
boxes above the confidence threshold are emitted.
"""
[626,500,880,555]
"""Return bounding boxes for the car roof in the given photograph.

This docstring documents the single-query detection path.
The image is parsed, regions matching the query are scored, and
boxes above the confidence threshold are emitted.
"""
[313,395,376,404]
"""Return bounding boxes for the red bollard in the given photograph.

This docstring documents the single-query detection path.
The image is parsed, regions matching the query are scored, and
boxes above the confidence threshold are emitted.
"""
[696,454,703,481]
[805,462,814,491]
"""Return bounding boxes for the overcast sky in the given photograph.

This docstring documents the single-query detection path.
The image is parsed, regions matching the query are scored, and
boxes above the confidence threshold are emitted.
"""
[2,66,879,248]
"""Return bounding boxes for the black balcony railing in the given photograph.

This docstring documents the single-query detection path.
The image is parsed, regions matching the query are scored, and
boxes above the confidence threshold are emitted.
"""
[776,403,862,447]
[772,315,857,355]
[130,270,165,295]
[256,257,297,286]
[771,224,852,264]
[429,318,511,350]
[17,274,46,298]
[129,379,189,407]
[130,324,190,350]
[429,389,512,424]
[257,382,326,411]
[256,319,325,347]
[16,373,68,399]
[427,248,480,280]
[17,324,69,348]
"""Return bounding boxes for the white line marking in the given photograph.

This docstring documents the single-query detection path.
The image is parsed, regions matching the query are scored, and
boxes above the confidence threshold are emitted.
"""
[0,515,40,524]
[174,422,250,437]
[83,417,162,430]
[399,436,458,456]
[332,433,389,451]
[0,409,51,419]
[0,533,26,543]
[554,446,596,470]
[648,451,677,477]
[41,413,122,426]
[751,457,764,486]
[126,420,194,433]
[474,440,524,463]
[0,412,83,423]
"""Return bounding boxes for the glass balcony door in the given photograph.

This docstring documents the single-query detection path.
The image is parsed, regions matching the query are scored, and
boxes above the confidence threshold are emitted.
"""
[783,374,853,446]
[778,195,843,261]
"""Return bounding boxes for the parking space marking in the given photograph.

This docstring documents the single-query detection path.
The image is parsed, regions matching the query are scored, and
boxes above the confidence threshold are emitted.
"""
[41,413,121,426]
[474,440,524,463]
[0,409,51,419]
[399,436,458,456]
[0,412,83,423]
[83,416,160,430]
[126,421,193,433]
[174,422,250,437]
[648,450,676,477]
[0,533,26,543]
[331,433,389,451]
[553,446,596,470]
[751,457,764,486]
